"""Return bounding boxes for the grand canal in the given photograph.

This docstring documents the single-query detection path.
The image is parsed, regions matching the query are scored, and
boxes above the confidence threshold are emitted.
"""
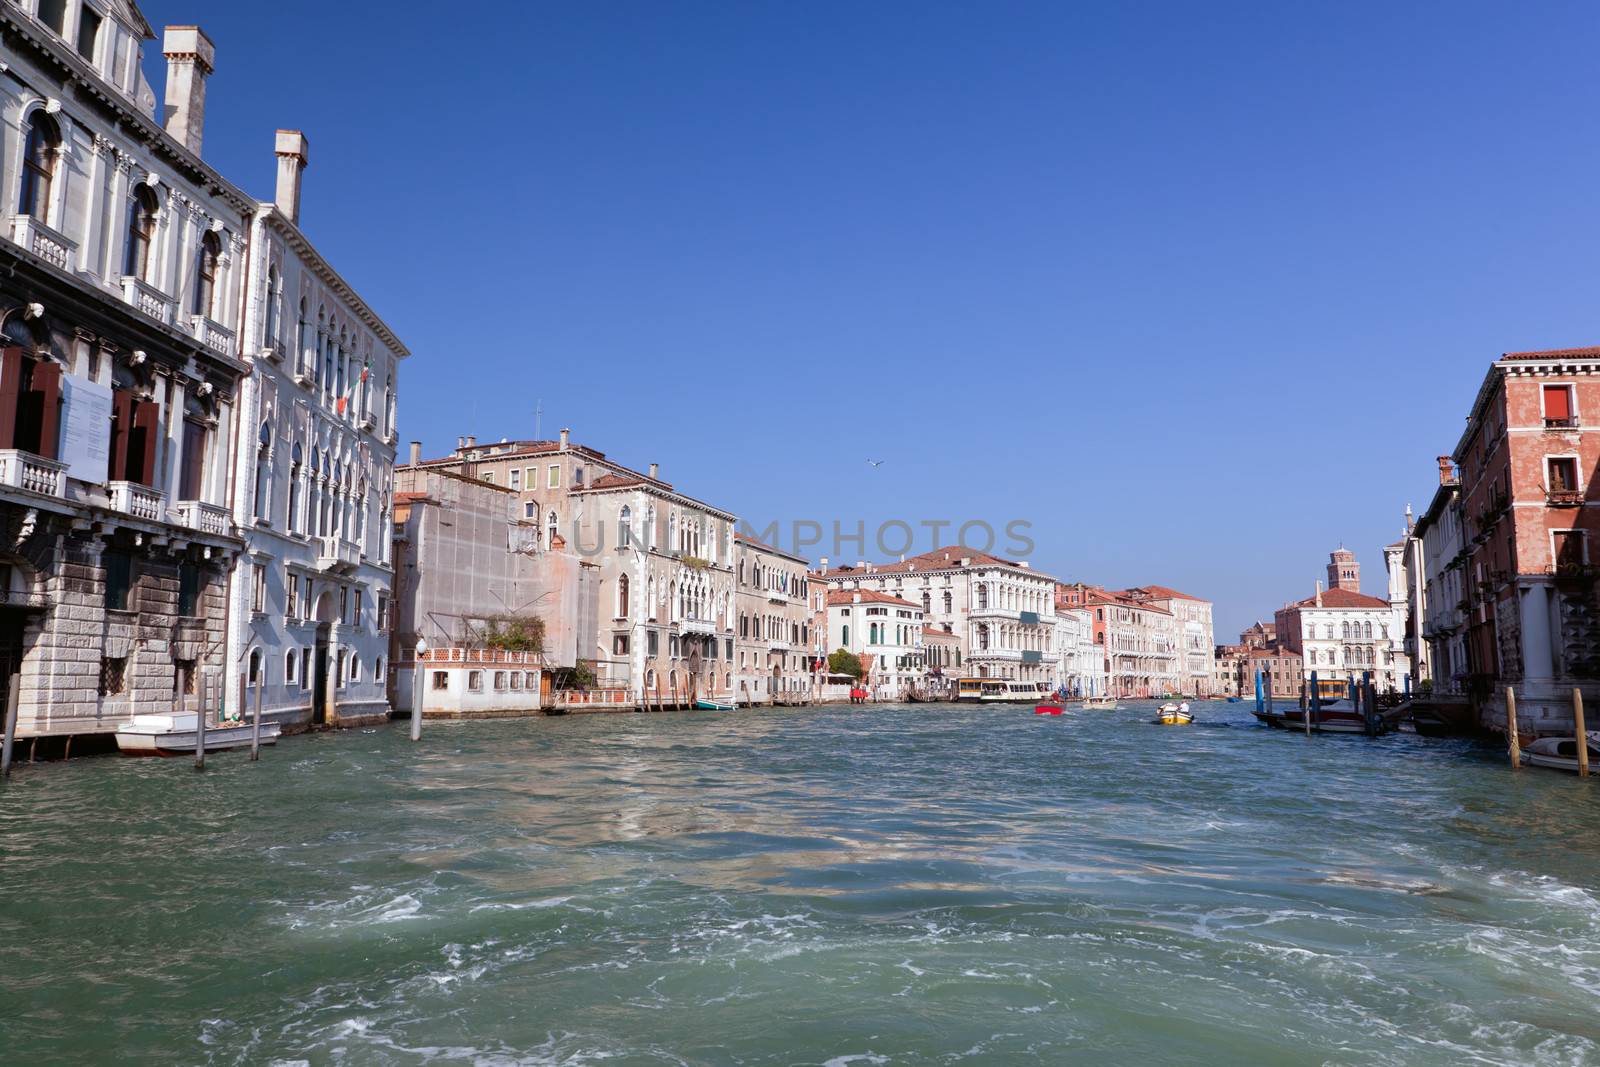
[2,701,1598,1065]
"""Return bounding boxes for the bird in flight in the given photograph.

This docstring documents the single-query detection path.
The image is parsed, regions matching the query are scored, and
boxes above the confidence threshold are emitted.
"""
[867,459,885,467]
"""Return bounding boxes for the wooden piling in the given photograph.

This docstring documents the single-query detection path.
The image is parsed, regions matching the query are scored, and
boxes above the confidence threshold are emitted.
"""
[1306,671,1318,735]
[1505,686,1521,770]
[1,670,19,781]
[251,674,264,761]
[191,668,205,772]
[1575,688,1589,778]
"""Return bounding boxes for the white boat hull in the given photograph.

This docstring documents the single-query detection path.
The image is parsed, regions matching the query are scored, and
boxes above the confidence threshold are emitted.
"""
[1521,732,1600,774]
[116,714,281,756]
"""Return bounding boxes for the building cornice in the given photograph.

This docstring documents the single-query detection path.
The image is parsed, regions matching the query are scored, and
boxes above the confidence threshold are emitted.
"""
[260,207,409,358]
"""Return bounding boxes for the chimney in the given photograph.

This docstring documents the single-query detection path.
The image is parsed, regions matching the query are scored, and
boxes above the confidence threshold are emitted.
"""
[1315,580,1323,607]
[465,435,476,449]
[648,463,659,479]
[559,427,570,449]
[274,130,309,225]
[820,556,829,572]
[456,436,465,450]
[1438,455,1456,486]
[408,441,421,466]
[162,26,214,155]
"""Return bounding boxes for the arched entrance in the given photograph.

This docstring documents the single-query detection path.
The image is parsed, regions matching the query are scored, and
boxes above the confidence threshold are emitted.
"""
[311,590,336,725]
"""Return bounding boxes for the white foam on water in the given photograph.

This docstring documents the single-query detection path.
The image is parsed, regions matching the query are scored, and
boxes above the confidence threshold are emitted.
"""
[822,1055,889,1067]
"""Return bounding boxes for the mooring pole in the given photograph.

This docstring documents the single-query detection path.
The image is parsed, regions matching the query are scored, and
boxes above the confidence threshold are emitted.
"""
[1255,669,1263,714]
[1,670,19,781]
[193,668,206,771]
[1307,671,1319,735]
[1505,686,1521,770]
[1574,688,1589,778]
[251,673,264,761]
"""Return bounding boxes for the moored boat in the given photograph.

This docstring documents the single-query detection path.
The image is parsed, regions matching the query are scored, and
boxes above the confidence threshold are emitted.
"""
[695,698,736,711]
[1081,696,1118,710]
[1521,731,1600,773]
[115,713,280,756]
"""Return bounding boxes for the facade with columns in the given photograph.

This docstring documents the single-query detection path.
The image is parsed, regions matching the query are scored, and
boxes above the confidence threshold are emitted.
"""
[1273,552,1409,694]
[0,4,250,744]
[826,590,926,697]
[222,151,406,731]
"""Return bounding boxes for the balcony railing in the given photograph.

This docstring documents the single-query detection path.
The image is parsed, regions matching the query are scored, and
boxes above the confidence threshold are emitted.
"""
[108,480,165,522]
[189,314,236,356]
[0,449,67,498]
[681,615,717,635]
[10,214,75,270]
[174,499,231,537]
[120,275,176,326]
[1548,489,1584,507]
[315,535,361,572]
[1544,416,1580,429]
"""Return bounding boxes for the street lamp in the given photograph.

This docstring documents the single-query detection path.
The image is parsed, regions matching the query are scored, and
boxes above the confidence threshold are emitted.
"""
[410,636,428,741]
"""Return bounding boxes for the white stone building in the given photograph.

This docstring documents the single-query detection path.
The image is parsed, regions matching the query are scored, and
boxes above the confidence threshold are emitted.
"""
[826,590,925,698]
[821,547,1059,687]
[0,6,257,748]
[1408,460,1468,695]
[223,140,405,729]
[1053,606,1105,697]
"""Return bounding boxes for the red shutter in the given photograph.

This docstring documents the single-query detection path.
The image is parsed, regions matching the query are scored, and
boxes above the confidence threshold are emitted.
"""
[132,400,160,486]
[0,347,22,450]
[109,388,132,483]
[30,360,61,460]
[1544,385,1572,421]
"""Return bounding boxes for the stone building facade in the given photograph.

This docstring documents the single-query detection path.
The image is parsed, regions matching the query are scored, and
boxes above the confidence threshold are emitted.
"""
[0,5,253,747]
[826,590,926,698]
[733,532,813,705]
[1274,570,1407,693]
[1116,585,1215,697]
[416,431,738,707]
[1407,459,1468,697]
[821,547,1059,687]
[223,151,405,730]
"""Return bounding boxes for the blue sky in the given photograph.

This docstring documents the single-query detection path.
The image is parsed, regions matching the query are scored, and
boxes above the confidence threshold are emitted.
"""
[141,0,1600,637]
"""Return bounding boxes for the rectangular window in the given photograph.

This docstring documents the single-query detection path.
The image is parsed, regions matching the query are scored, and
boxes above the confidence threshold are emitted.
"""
[339,585,348,623]
[76,6,102,58]
[98,656,126,697]
[351,590,362,628]
[433,670,450,691]
[613,634,630,655]
[178,419,207,502]
[177,562,201,617]
[1555,530,1585,569]
[377,594,389,631]
[1549,457,1579,493]
[510,671,522,690]
[252,563,267,613]
[494,670,507,691]
[38,0,66,33]
[287,574,299,619]
[482,471,493,484]
[525,671,537,690]
[647,629,659,655]
[548,465,560,489]
[104,550,132,611]
[1544,384,1575,427]
[510,469,521,490]
[174,658,197,695]
[669,635,680,658]
[524,501,535,519]
[301,649,311,690]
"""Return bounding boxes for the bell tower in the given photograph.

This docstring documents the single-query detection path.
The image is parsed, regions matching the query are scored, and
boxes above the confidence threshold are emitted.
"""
[1327,547,1360,592]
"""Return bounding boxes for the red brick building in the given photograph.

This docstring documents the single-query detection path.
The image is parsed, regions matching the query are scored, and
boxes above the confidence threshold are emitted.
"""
[1452,346,1600,735]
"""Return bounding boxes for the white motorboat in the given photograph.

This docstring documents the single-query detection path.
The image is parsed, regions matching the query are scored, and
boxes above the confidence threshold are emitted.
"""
[115,712,280,756]
[1521,731,1600,773]
[1081,696,1118,710]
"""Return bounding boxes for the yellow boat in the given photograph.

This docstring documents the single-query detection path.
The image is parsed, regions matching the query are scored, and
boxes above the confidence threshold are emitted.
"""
[1154,702,1194,726]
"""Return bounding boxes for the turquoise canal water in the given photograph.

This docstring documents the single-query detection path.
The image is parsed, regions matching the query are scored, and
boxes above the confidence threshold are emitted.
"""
[3,702,1600,1065]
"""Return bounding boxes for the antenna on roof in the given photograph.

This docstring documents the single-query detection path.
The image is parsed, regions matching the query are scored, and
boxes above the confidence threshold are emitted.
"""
[535,399,543,441]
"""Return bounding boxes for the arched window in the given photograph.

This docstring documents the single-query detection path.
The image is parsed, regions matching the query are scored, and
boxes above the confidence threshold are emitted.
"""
[617,574,630,619]
[315,308,327,388]
[253,421,271,520]
[547,510,558,546]
[977,623,990,650]
[248,648,263,686]
[19,111,60,220]
[288,442,303,533]
[943,591,952,614]
[842,624,849,646]
[194,231,221,317]
[619,505,632,548]
[265,265,282,344]
[296,298,308,374]
[124,183,158,280]
[922,591,931,613]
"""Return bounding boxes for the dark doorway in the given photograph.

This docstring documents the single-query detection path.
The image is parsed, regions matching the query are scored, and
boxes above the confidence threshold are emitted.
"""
[312,629,329,726]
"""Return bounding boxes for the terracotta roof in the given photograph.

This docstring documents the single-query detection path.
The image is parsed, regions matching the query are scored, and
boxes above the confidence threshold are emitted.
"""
[1288,587,1390,610]
[821,547,1048,579]
[923,625,957,638]
[393,491,430,503]
[827,590,922,610]
[1121,584,1208,603]
[576,473,644,491]
[1501,346,1600,361]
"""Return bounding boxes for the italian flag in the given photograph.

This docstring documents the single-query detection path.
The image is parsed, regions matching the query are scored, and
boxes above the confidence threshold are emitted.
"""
[337,356,369,416]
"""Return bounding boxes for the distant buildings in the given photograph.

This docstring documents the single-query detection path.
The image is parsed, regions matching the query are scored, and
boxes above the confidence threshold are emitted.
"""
[826,590,925,697]
[734,533,814,705]
[1274,549,1410,693]
[1405,458,1467,698]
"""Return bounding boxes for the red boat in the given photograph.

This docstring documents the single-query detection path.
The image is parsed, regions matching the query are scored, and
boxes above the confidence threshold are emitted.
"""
[1034,704,1065,715]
